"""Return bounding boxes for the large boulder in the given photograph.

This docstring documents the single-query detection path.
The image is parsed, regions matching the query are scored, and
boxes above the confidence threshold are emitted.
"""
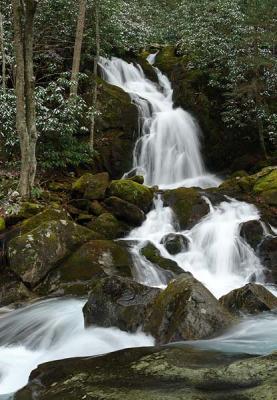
[253,168,277,206]
[88,212,130,239]
[161,233,189,255]
[104,196,145,226]
[109,179,154,212]
[0,270,35,306]
[8,220,98,288]
[219,283,277,315]
[83,276,160,332]
[36,240,133,297]
[240,220,264,249]
[145,274,233,344]
[88,78,138,179]
[19,207,70,234]
[258,237,277,284]
[163,188,209,229]
[141,242,184,277]
[15,346,277,400]
[72,172,110,200]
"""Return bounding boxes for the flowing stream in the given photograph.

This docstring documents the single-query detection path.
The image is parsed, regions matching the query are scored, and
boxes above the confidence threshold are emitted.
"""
[0,55,276,396]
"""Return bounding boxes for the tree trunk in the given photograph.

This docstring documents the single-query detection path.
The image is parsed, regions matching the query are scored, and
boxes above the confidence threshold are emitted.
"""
[70,0,87,97]
[12,0,38,198]
[24,0,38,187]
[89,0,100,151]
[12,0,30,197]
[0,11,6,93]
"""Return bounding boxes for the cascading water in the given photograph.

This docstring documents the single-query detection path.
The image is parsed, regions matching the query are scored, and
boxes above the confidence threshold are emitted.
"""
[125,196,272,298]
[0,55,276,397]
[98,56,220,189]
[0,298,153,396]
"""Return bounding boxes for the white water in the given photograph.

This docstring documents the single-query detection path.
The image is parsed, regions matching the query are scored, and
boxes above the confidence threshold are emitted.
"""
[99,56,220,189]
[0,298,154,396]
[126,196,271,299]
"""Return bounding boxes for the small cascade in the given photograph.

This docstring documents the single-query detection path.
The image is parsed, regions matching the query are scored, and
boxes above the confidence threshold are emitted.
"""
[125,196,268,299]
[98,56,220,189]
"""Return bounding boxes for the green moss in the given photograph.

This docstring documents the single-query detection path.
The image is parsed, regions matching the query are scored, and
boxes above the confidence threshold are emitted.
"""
[109,180,153,212]
[0,217,5,232]
[141,242,183,275]
[163,188,209,229]
[253,169,277,193]
[89,212,129,239]
[155,46,181,74]
[21,207,69,234]
[72,172,110,200]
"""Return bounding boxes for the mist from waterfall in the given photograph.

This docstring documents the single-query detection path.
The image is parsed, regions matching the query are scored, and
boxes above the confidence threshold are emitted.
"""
[98,56,220,189]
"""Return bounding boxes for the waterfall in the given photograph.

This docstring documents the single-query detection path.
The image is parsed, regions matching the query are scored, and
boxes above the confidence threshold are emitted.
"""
[98,56,220,189]
[0,55,276,397]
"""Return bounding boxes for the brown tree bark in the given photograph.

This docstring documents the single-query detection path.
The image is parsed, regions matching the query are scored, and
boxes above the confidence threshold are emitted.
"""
[70,0,87,97]
[89,0,100,151]
[12,0,38,198]
[0,11,6,93]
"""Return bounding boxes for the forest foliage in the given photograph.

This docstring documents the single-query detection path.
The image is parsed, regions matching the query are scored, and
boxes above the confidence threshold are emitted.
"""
[0,0,276,173]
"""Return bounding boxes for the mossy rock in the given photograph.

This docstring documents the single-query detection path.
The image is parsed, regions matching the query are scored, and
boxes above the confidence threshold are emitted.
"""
[15,347,277,400]
[0,270,35,306]
[109,179,154,212]
[88,212,130,239]
[0,216,5,232]
[104,196,145,226]
[141,242,184,278]
[72,172,110,200]
[155,46,181,75]
[144,274,233,344]
[7,202,45,225]
[8,220,97,288]
[219,283,277,316]
[36,240,133,297]
[20,207,70,235]
[83,275,161,331]
[253,169,277,193]
[90,200,106,216]
[127,175,144,184]
[48,181,72,192]
[163,188,209,229]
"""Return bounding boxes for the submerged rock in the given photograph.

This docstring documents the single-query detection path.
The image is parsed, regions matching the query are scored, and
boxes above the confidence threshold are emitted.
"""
[8,220,97,288]
[104,196,145,226]
[161,233,189,255]
[145,274,233,344]
[83,276,160,332]
[219,283,277,315]
[163,187,209,229]
[109,179,154,212]
[141,242,184,277]
[15,346,277,400]
[37,240,133,297]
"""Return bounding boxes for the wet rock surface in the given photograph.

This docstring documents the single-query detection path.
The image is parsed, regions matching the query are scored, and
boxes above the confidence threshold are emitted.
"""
[15,346,277,400]
[219,283,277,315]
[163,187,209,229]
[36,240,134,297]
[145,274,234,344]
[161,233,189,255]
[141,242,185,277]
[83,276,160,332]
